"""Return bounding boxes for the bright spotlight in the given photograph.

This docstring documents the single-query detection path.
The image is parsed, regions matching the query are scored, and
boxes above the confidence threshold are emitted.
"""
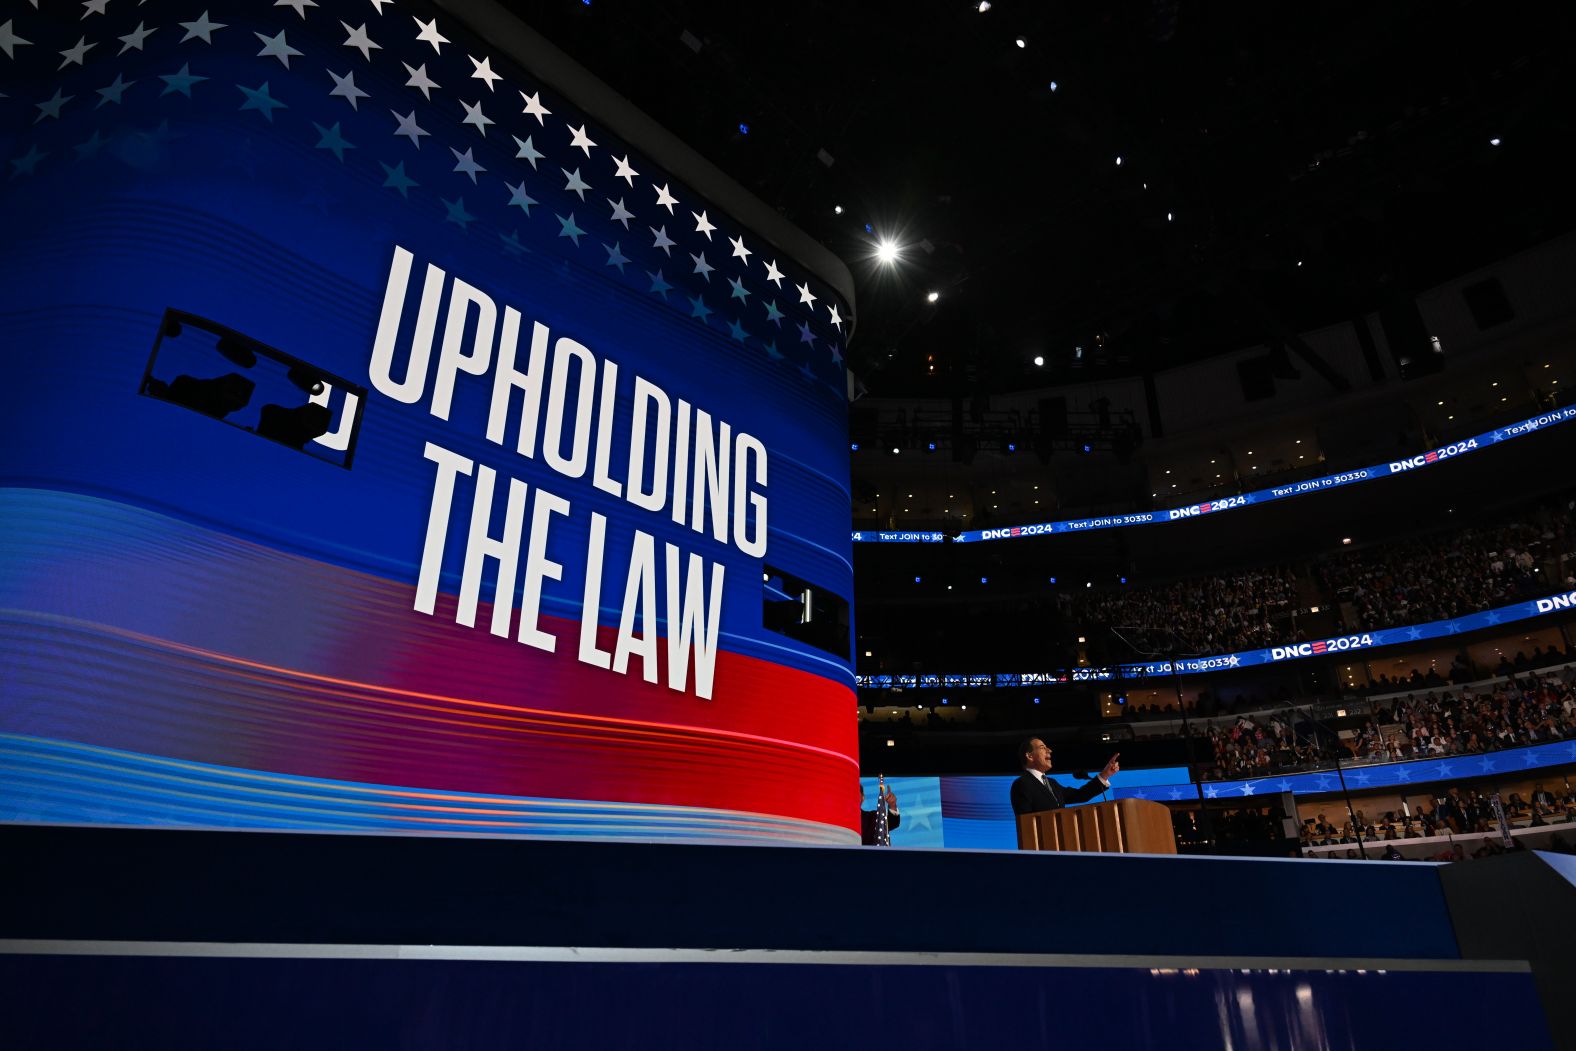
[926,290,940,303]
[1048,80,1058,92]
[1033,355,1044,366]
[1015,37,1026,48]
[977,1,991,11]
[833,204,843,215]
[1115,155,1123,166]
[1489,137,1501,146]
[876,240,900,264]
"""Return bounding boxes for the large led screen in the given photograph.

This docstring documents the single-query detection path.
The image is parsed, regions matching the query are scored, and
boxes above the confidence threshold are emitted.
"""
[0,1,857,843]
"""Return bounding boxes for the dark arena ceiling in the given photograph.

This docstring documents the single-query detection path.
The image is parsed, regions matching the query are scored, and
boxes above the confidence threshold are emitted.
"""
[511,0,1575,396]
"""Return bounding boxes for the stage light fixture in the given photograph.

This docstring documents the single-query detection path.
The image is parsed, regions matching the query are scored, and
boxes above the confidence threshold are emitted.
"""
[1115,155,1122,166]
[926,290,940,302]
[1048,80,1058,92]
[1033,697,1041,704]
[891,446,899,454]
[1015,37,1026,48]
[976,1,991,11]
[1006,442,1017,452]
[914,576,921,583]
[834,205,844,215]
[850,442,859,451]
[927,441,937,451]
[1166,211,1173,221]
[1033,355,1044,366]
[1490,137,1501,146]
[980,577,988,584]
[876,239,900,263]
[737,122,750,135]
[1081,443,1091,453]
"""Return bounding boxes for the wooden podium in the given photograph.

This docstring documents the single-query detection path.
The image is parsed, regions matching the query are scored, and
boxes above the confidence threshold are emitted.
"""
[1016,798,1177,854]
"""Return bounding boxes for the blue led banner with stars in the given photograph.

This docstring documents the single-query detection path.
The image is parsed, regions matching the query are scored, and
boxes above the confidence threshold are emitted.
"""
[0,0,862,842]
[856,586,1576,688]
[852,405,1576,544]
[1120,738,1576,804]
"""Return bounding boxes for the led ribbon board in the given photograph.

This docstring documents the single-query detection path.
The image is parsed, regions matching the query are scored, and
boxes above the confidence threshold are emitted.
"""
[1118,738,1576,804]
[852,405,1576,543]
[0,2,857,842]
[856,586,1576,688]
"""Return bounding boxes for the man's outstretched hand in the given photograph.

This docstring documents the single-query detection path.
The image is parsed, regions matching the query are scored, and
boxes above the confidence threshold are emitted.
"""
[1100,753,1121,781]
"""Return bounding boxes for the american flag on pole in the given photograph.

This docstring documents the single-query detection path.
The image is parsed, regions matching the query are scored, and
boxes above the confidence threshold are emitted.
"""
[873,773,891,845]
[0,0,851,396]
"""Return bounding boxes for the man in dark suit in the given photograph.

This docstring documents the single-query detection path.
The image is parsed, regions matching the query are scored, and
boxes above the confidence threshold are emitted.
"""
[1010,737,1121,815]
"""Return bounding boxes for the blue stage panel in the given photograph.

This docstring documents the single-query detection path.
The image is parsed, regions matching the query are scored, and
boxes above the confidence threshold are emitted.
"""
[0,952,1550,1051]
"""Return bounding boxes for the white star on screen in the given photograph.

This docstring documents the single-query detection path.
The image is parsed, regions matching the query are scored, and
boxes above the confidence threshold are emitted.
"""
[0,20,32,60]
[520,90,551,123]
[764,260,785,286]
[255,30,302,69]
[650,226,675,255]
[692,210,715,239]
[828,304,843,329]
[341,22,381,61]
[275,0,319,19]
[58,36,97,70]
[403,62,440,99]
[413,16,449,53]
[459,98,492,135]
[561,167,590,199]
[653,183,678,212]
[729,234,752,262]
[327,70,369,109]
[796,281,817,307]
[613,155,638,185]
[468,54,502,91]
[505,181,536,214]
[117,22,155,54]
[607,198,634,228]
[451,147,485,182]
[512,135,543,168]
[390,109,429,147]
[691,252,714,280]
[179,12,226,45]
[568,123,597,156]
